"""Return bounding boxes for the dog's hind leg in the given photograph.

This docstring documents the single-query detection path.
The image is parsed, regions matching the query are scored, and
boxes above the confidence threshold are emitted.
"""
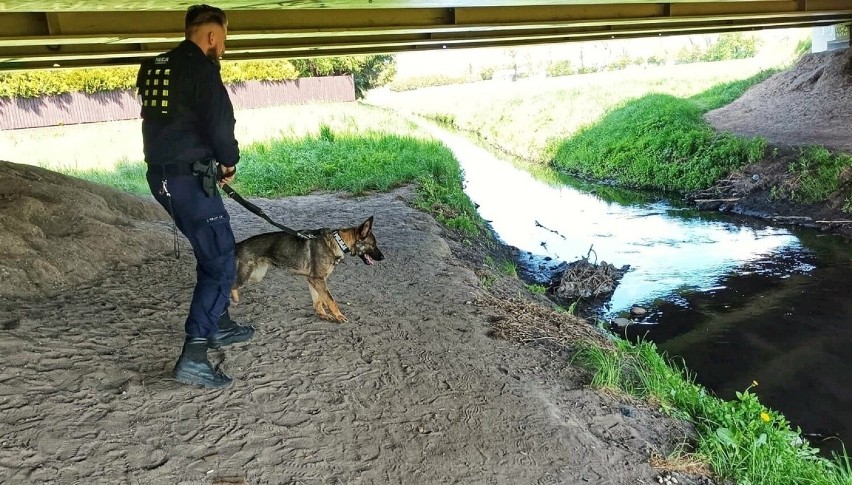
[231,260,270,303]
[307,277,347,323]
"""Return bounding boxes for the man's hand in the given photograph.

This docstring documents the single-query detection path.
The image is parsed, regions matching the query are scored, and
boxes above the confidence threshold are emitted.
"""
[219,164,236,186]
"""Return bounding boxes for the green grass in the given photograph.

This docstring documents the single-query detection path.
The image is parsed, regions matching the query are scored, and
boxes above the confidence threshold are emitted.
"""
[236,126,483,233]
[785,146,852,206]
[499,260,518,277]
[67,160,150,194]
[484,255,519,277]
[65,115,484,236]
[526,283,547,295]
[548,93,765,192]
[575,338,852,484]
[376,54,852,205]
[549,72,775,193]
[373,62,816,196]
[369,59,781,162]
[689,69,779,111]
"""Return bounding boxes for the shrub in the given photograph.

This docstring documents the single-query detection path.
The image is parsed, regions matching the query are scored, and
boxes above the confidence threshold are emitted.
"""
[546,60,574,77]
[0,54,396,99]
[604,56,633,71]
[219,60,299,83]
[290,55,396,97]
[388,74,469,92]
[0,67,137,98]
[676,33,760,65]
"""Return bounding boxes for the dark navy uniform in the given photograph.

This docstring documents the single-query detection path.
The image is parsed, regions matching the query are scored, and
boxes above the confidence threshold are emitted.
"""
[137,40,239,339]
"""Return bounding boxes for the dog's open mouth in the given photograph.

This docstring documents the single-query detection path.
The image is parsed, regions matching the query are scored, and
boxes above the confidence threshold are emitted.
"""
[360,254,374,265]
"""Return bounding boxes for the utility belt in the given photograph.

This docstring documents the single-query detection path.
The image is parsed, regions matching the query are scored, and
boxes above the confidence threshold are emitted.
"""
[152,160,219,197]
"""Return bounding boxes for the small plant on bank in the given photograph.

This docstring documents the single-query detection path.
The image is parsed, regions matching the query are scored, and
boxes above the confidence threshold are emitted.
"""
[785,146,852,206]
[566,299,579,315]
[500,260,518,277]
[478,257,503,289]
[478,271,498,290]
[526,283,547,295]
[483,256,519,277]
[574,338,852,484]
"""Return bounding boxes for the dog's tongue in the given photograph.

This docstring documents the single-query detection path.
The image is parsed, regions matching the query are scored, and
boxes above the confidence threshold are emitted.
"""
[365,254,374,265]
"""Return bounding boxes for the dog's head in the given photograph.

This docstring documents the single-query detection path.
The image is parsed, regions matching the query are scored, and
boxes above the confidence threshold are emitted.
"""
[353,216,384,265]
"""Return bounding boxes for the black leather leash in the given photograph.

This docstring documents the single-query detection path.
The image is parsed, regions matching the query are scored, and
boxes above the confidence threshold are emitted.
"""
[221,184,313,240]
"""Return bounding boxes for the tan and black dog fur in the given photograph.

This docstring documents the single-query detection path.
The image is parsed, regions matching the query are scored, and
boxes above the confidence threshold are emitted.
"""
[230,216,383,323]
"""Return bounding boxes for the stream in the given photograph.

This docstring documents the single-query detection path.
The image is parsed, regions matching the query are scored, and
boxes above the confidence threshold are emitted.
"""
[416,119,852,456]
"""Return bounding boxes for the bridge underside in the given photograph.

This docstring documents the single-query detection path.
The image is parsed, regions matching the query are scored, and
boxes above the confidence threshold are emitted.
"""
[0,1,850,71]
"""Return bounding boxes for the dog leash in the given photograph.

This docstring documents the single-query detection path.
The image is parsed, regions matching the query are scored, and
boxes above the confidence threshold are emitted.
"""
[221,184,313,240]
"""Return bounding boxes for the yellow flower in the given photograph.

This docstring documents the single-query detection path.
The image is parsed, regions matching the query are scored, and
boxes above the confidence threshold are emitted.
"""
[760,412,771,422]
[752,380,759,387]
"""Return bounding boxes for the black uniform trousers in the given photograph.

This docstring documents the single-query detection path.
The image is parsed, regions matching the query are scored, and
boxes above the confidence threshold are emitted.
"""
[146,166,236,338]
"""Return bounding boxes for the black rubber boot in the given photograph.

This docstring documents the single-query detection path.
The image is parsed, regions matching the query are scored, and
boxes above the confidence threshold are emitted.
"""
[173,337,233,388]
[208,311,255,349]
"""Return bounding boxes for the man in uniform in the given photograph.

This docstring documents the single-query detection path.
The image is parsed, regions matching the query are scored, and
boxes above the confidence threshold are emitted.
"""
[137,4,254,389]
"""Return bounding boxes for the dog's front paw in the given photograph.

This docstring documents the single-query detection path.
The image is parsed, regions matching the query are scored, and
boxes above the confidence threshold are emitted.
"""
[333,314,348,323]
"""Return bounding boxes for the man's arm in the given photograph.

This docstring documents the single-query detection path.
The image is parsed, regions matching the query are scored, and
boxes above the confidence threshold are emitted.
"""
[197,67,240,168]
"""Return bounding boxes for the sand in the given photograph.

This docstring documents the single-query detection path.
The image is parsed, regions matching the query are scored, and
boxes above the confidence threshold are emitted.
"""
[0,164,703,483]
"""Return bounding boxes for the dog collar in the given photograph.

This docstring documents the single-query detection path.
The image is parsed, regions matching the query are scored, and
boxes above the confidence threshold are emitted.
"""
[332,231,350,254]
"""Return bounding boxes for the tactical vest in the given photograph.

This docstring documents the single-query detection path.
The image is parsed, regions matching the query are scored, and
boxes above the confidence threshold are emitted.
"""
[138,54,176,119]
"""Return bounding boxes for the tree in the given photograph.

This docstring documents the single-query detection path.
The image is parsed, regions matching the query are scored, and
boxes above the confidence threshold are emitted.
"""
[290,55,396,97]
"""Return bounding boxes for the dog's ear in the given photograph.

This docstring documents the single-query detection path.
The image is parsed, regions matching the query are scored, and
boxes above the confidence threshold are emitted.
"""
[358,216,374,238]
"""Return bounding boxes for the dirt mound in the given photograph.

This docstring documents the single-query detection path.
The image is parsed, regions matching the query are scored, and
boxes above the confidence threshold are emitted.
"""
[697,48,852,238]
[0,160,171,298]
[705,48,852,153]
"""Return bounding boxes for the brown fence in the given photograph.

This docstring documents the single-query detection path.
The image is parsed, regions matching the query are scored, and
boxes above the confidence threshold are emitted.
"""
[0,75,355,130]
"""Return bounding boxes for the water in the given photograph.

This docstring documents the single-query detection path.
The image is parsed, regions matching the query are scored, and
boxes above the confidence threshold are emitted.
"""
[417,119,852,455]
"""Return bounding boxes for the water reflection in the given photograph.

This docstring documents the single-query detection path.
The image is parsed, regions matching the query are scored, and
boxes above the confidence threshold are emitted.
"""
[421,120,810,317]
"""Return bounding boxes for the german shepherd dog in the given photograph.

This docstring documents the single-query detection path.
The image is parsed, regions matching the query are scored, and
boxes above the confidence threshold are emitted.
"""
[230,216,384,323]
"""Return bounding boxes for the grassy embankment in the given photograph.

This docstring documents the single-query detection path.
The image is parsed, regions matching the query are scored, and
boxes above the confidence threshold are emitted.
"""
[372,60,852,204]
[577,339,852,484]
[68,104,484,236]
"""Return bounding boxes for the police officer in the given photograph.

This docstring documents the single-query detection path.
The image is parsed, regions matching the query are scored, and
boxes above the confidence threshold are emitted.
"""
[137,4,254,388]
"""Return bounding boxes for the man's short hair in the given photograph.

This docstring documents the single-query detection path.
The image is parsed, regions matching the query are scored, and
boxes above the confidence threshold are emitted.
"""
[185,4,227,37]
